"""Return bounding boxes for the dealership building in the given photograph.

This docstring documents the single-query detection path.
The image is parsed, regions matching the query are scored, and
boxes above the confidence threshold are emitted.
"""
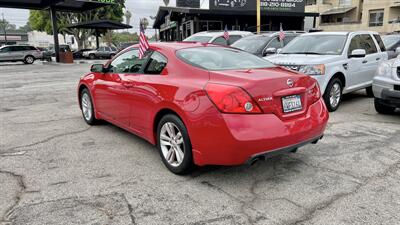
[153,0,319,41]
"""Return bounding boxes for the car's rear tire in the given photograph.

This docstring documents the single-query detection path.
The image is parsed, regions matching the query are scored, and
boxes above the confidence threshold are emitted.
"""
[80,88,99,125]
[24,55,35,64]
[366,86,374,97]
[157,114,194,175]
[374,98,395,114]
[323,77,343,112]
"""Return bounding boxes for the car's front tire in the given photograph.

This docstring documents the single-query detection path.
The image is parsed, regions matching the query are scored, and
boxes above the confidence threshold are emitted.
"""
[374,98,395,114]
[89,54,96,60]
[157,114,194,175]
[80,88,99,125]
[323,78,343,112]
[24,55,35,64]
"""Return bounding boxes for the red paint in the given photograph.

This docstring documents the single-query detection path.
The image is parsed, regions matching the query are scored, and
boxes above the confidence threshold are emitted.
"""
[78,42,329,166]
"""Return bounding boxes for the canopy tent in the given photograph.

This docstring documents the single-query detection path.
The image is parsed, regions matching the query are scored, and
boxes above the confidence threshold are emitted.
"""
[67,20,132,49]
[0,0,114,62]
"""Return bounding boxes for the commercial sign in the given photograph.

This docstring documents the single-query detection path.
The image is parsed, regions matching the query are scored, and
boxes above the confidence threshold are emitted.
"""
[210,0,305,13]
[177,0,200,8]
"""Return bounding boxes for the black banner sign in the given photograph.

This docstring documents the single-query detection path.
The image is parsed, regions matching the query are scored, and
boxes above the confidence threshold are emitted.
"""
[177,0,201,8]
[210,0,305,13]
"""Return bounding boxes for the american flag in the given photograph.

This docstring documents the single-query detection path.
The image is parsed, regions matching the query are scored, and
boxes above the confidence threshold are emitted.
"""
[279,23,285,42]
[139,22,149,59]
[223,25,229,40]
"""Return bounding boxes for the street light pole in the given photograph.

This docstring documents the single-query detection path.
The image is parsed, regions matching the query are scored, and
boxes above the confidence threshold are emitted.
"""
[257,0,261,34]
[1,13,7,45]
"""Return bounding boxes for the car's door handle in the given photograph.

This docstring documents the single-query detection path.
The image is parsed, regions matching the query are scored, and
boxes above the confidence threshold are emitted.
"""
[362,60,368,64]
[122,82,134,88]
[376,58,380,61]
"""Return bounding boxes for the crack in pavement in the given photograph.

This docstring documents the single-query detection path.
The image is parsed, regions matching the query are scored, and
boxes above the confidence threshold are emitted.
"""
[122,194,137,225]
[0,171,26,223]
[2,127,91,154]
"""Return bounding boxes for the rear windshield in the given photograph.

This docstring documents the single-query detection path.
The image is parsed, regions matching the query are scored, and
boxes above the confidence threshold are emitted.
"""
[231,36,271,54]
[183,36,213,43]
[176,47,275,71]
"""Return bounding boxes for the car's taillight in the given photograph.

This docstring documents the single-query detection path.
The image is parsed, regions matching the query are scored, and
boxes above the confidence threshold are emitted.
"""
[308,82,321,104]
[205,83,262,114]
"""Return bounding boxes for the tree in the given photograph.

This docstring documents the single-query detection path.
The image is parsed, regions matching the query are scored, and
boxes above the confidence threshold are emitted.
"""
[0,18,17,31]
[29,0,126,49]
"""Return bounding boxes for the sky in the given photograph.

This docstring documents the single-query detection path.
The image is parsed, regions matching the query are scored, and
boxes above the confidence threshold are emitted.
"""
[0,0,172,34]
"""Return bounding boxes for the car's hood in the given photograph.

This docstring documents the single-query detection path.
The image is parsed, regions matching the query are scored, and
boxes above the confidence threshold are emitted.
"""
[265,54,343,65]
[85,50,97,54]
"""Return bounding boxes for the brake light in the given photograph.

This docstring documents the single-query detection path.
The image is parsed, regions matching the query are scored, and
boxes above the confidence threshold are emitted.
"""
[308,82,321,104]
[205,83,262,114]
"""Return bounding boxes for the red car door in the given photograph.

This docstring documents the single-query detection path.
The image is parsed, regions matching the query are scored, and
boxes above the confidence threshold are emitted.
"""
[130,51,169,135]
[94,49,147,126]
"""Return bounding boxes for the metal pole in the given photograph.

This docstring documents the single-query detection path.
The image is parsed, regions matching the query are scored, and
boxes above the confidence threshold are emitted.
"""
[96,30,99,49]
[1,13,7,45]
[257,0,261,34]
[50,6,60,62]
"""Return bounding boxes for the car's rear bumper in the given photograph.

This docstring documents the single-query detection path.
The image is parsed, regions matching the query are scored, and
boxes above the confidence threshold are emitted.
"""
[191,99,329,166]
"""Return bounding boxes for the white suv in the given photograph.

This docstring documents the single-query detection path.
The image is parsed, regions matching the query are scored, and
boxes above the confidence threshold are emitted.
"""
[266,32,388,112]
[373,50,400,114]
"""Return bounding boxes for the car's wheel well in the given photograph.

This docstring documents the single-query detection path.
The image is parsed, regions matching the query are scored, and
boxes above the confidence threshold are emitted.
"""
[331,72,346,88]
[153,109,183,143]
[25,55,35,60]
[78,85,89,109]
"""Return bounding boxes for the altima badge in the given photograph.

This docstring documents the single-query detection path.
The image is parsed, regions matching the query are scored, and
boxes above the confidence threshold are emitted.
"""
[287,79,294,87]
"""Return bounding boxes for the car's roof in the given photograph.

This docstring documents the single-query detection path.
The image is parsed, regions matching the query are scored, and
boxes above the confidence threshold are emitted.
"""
[191,30,253,37]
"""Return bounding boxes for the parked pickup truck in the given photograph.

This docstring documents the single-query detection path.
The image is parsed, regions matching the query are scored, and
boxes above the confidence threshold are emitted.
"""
[266,31,388,112]
[373,48,400,114]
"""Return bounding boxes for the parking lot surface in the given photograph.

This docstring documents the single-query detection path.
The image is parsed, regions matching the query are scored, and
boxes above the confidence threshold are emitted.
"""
[1,62,400,225]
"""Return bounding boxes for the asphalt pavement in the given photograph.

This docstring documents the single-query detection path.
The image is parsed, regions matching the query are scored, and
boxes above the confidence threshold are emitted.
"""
[1,61,399,225]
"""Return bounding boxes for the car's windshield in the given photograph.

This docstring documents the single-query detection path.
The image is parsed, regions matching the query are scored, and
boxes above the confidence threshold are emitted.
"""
[231,36,271,54]
[176,47,275,71]
[281,35,347,55]
[382,35,400,49]
[183,36,213,43]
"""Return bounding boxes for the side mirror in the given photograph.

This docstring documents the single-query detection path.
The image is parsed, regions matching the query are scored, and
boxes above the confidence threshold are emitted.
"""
[396,47,400,54]
[263,48,277,56]
[91,64,105,73]
[350,49,366,58]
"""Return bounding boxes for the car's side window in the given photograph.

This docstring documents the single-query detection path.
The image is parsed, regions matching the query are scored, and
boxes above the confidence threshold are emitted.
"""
[373,34,386,52]
[144,51,168,75]
[108,49,149,74]
[213,37,227,45]
[98,47,105,51]
[360,34,378,54]
[348,35,363,56]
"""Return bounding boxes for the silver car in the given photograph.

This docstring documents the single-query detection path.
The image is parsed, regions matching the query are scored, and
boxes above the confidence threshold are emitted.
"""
[373,48,400,114]
[0,45,42,64]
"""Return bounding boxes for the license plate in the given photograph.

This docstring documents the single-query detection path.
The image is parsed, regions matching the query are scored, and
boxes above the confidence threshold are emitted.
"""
[282,95,302,113]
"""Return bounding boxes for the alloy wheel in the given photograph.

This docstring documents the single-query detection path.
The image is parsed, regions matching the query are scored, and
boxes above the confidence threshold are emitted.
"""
[329,83,341,109]
[160,122,185,167]
[81,93,92,121]
[26,56,34,64]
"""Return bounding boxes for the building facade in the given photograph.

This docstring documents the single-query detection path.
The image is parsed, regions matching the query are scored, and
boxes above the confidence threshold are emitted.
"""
[154,0,319,41]
[306,0,400,33]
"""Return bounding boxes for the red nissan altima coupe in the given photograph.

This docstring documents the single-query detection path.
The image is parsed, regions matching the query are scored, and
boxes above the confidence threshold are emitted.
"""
[78,42,329,174]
